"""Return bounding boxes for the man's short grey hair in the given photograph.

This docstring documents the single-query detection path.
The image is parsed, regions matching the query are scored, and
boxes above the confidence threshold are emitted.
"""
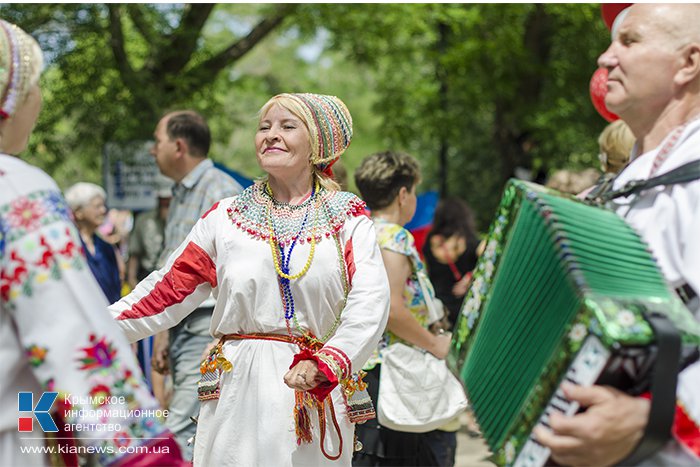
[611,7,629,40]
[64,182,106,211]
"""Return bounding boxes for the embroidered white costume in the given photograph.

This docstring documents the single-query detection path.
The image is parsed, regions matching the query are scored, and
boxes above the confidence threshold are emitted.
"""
[0,154,180,466]
[611,119,700,463]
[109,183,390,466]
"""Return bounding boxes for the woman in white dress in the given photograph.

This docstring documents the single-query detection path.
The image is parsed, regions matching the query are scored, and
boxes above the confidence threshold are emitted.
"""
[0,19,184,466]
[109,93,390,466]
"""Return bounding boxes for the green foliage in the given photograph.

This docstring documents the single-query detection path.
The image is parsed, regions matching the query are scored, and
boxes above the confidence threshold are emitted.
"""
[2,3,613,230]
[298,3,611,227]
[1,3,296,185]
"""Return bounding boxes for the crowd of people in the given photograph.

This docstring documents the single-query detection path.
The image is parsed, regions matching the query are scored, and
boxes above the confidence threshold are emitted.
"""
[2,3,700,467]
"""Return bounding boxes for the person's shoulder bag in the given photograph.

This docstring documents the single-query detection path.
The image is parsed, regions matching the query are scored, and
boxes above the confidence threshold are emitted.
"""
[377,270,468,433]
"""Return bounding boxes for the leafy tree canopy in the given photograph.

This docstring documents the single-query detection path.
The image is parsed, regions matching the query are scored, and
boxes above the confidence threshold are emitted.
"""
[1,3,613,229]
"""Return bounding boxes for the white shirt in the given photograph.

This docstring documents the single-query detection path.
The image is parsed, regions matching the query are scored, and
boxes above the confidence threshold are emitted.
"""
[611,120,700,462]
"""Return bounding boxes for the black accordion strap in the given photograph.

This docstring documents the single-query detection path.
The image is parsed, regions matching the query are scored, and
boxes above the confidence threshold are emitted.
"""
[596,159,700,203]
[676,282,698,305]
[618,313,681,465]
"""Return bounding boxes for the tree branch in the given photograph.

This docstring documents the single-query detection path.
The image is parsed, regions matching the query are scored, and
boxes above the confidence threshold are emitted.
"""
[158,3,216,73]
[107,5,159,118]
[521,4,551,104]
[107,5,135,82]
[125,4,159,46]
[180,4,297,90]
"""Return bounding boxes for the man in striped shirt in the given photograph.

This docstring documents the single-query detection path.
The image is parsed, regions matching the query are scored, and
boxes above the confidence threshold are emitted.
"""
[149,110,243,460]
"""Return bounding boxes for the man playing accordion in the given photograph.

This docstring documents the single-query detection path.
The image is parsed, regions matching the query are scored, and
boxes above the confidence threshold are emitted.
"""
[535,4,700,466]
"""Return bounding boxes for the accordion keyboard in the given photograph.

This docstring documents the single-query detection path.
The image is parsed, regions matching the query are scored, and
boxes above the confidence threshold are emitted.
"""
[514,335,611,467]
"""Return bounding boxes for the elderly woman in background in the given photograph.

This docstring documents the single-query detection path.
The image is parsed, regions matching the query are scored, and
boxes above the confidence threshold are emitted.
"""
[109,93,390,465]
[0,18,183,466]
[65,182,122,303]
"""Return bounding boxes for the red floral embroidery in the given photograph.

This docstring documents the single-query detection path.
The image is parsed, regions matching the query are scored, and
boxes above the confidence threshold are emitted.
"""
[89,385,112,406]
[1,229,84,304]
[78,335,118,371]
[7,197,45,230]
[1,250,28,302]
[57,228,79,257]
[35,235,56,269]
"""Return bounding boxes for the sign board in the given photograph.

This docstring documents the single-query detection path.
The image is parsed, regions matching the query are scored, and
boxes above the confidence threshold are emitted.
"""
[103,141,160,211]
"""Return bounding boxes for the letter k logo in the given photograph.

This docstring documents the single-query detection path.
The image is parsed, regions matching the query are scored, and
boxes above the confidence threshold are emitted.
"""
[18,392,58,432]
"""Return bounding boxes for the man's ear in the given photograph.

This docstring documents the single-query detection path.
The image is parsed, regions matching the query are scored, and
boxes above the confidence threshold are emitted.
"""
[675,43,700,86]
[174,138,188,157]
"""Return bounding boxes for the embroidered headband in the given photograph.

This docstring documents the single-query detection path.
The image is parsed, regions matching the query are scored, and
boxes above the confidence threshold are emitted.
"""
[0,19,42,120]
[267,93,353,174]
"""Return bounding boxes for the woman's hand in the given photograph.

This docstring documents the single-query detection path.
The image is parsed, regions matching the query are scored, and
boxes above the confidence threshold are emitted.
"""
[283,359,328,391]
[428,332,452,360]
[428,316,449,335]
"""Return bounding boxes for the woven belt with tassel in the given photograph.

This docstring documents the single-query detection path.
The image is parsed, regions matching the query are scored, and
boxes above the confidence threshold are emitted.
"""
[218,332,343,461]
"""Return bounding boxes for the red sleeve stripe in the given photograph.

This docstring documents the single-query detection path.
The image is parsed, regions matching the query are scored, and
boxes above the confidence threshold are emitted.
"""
[344,238,355,289]
[116,242,217,321]
[201,201,220,219]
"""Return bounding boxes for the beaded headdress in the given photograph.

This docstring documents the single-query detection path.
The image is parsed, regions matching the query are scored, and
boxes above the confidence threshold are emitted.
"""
[267,93,353,175]
[0,19,42,120]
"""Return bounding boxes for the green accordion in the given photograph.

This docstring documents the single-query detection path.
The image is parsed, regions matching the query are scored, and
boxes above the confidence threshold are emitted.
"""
[449,179,700,467]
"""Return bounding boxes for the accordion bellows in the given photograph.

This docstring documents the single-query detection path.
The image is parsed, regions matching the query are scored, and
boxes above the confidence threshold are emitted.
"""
[449,180,700,466]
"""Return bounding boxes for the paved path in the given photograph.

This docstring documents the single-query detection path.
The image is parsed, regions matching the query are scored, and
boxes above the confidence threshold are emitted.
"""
[454,411,491,466]
[455,430,491,466]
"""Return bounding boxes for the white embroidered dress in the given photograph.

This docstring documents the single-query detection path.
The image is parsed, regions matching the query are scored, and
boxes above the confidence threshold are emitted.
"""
[109,183,390,466]
[0,154,177,466]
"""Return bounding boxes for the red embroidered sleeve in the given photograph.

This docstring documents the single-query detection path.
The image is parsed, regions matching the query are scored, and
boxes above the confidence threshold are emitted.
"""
[290,346,352,400]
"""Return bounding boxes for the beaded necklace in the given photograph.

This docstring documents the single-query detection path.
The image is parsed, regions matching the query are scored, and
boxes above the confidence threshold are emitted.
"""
[266,182,319,281]
[267,182,316,319]
[227,183,366,245]
[289,233,349,346]
[265,181,349,345]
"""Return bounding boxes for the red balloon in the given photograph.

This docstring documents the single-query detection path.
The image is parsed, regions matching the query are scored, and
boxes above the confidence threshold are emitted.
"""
[590,67,619,122]
[601,3,632,30]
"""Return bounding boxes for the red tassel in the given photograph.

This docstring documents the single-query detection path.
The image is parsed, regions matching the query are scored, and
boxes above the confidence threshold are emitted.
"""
[294,390,313,445]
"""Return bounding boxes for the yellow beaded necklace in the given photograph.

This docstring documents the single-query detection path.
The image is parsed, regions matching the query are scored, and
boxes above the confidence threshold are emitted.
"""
[266,181,320,281]
[266,181,349,345]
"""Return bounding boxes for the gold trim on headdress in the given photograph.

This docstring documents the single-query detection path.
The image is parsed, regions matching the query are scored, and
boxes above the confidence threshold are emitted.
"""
[0,19,41,120]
